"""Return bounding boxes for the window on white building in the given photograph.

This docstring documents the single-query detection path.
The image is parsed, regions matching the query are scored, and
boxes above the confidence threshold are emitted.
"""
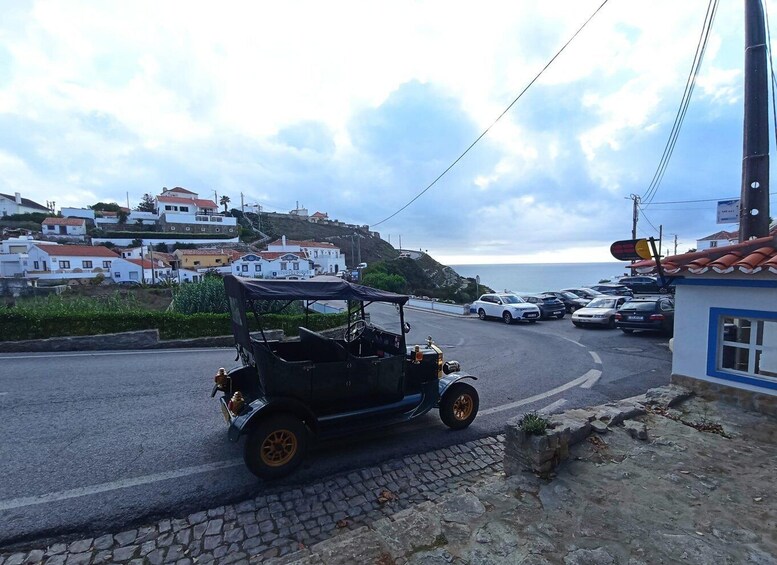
[293,262,299,270]
[181,206,189,212]
[165,205,173,211]
[280,262,287,270]
[103,261,111,268]
[242,264,248,272]
[255,264,261,272]
[83,260,93,268]
[114,272,121,278]
[710,309,777,387]
[60,260,70,268]
[710,241,718,248]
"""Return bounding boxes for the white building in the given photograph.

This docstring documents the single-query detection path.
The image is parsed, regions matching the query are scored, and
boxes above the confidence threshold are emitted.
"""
[231,251,315,279]
[633,235,777,406]
[25,244,119,281]
[60,208,96,220]
[0,238,59,277]
[155,187,218,215]
[696,230,738,251]
[41,217,87,240]
[111,258,172,284]
[267,236,345,275]
[0,192,49,217]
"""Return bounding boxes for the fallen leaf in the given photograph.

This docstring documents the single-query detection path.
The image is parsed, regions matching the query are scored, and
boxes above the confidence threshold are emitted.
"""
[336,519,350,528]
[377,489,398,504]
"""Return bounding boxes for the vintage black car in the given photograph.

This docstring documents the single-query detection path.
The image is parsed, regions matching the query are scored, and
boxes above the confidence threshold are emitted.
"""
[213,275,479,479]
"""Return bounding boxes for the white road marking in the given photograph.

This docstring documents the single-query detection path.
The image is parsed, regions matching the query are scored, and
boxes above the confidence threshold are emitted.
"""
[538,399,567,414]
[579,369,603,389]
[480,372,592,416]
[0,349,232,361]
[0,392,7,396]
[553,335,587,348]
[589,351,602,364]
[0,459,243,512]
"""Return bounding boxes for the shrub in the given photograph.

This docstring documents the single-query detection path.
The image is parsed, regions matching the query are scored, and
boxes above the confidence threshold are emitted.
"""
[518,412,549,436]
[171,276,230,314]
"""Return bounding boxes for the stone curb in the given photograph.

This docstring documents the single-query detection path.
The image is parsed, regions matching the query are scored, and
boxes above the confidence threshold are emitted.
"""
[0,435,505,565]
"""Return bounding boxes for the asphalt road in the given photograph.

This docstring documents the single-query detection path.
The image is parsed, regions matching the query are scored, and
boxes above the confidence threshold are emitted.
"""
[0,306,672,548]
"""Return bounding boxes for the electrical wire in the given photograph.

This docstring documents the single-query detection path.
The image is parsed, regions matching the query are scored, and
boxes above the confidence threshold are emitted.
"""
[642,0,719,207]
[371,0,610,228]
[646,192,777,205]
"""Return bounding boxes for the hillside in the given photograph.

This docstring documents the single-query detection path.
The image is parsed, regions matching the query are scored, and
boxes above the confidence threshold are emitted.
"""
[236,211,488,301]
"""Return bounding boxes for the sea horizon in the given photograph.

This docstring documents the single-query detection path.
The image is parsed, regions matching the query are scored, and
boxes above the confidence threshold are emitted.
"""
[450,261,630,295]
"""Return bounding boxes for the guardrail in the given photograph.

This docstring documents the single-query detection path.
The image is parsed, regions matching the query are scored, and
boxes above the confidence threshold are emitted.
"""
[406,298,469,315]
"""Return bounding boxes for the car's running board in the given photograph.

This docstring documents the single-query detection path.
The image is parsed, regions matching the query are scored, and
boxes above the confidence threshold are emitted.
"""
[318,393,424,425]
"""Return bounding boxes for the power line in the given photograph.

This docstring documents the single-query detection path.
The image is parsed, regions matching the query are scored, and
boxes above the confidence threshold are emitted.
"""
[371,0,610,228]
[641,0,719,206]
[645,191,777,206]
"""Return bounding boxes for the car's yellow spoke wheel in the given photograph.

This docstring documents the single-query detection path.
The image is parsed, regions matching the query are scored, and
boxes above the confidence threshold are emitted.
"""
[453,394,473,421]
[260,429,298,467]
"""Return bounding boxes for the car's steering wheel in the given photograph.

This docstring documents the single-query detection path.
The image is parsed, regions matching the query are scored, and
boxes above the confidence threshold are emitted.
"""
[344,319,367,343]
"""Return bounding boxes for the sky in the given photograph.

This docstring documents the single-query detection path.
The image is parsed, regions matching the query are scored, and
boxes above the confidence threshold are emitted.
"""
[1,0,776,264]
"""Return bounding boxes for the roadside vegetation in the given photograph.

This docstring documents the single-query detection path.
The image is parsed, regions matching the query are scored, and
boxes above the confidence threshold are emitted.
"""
[1,277,342,341]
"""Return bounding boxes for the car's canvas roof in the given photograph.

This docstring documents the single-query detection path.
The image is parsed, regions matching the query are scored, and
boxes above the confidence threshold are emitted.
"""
[224,275,409,304]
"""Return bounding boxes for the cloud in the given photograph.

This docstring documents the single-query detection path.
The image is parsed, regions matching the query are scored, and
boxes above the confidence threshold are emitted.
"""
[0,0,773,263]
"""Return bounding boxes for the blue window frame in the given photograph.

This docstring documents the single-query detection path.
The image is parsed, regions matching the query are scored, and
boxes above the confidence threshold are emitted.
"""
[707,307,777,390]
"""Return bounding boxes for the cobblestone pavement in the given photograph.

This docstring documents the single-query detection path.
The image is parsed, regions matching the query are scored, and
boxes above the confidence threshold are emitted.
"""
[0,436,505,565]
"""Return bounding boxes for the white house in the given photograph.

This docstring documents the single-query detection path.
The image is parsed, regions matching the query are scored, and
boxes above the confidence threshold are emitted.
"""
[231,251,315,279]
[155,187,218,215]
[41,217,87,240]
[696,229,738,250]
[633,235,777,410]
[25,244,119,281]
[60,207,96,220]
[267,236,345,275]
[111,258,172,284]
[0,192,49,217]
[0,238,59,277]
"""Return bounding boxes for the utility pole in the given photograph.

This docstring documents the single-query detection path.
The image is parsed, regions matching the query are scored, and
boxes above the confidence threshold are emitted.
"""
[629,194,641,240]
[740,0,770,241]
[399,234,402,251]
[673,234,678,255]
[241,192,245,213]
[658,224,663,257]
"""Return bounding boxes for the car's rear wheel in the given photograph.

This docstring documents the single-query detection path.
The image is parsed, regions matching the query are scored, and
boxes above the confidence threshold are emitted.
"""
[244,414,308,480]
[478,309,486,320]
[608,316,616,329]
[440,383,479,430]
[502,311,513,325]
[622,329,634,334]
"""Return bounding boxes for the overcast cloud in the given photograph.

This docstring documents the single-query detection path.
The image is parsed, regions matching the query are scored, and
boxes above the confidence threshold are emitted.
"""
[0,0,774,263]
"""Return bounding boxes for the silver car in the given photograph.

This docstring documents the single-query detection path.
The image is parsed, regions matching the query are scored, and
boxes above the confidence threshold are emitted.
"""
[472,293,542,324]
[571,296,629,328]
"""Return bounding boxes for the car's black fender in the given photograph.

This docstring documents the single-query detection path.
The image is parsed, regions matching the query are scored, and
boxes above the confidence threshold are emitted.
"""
[436,373,477,407]
[228,396,319,442]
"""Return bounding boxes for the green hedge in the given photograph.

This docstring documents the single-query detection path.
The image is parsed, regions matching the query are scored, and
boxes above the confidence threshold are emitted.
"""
[0,311,348,341]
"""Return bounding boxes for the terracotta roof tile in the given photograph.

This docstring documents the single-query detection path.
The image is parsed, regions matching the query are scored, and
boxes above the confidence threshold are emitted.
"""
[157,195,218,208]
[34,244,119,258]
[632,235,777,277]
[42,217,86,226]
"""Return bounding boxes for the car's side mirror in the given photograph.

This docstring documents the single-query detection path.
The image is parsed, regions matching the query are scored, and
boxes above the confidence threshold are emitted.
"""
[403,322,411,334]
[496,300,502,305]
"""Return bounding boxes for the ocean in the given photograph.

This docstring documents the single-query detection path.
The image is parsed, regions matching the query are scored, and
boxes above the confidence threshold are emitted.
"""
[450,262,629,295]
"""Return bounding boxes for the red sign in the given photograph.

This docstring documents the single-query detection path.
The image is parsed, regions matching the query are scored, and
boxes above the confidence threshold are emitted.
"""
[610,239,653,261]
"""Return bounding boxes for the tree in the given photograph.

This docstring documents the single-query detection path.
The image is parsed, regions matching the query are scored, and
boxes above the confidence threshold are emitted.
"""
[153,243,168,252]
[361,272,406,293]
[220,195,231,213]
[90,202,122,212]
[136,193,156,213]
[117,210,129,224]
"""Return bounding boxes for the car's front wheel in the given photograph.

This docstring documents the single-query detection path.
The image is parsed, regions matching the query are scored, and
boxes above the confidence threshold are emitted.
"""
[556,313,565,319]
[502,311,513,325]
[440,383,479,430]
[244,414,308,480]
[573,321,582,327]
[478,309,486,320]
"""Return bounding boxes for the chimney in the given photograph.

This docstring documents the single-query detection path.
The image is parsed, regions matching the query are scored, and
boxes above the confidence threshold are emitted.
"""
[282,235,286,248]
[15,192,21,204]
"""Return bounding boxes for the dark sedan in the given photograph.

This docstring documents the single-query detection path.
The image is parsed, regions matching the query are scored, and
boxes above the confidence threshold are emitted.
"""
[521,294,567,319]
[614,296,674,335]
[588,283,633,297]
[542,290,590,313]
[562,287,606,301]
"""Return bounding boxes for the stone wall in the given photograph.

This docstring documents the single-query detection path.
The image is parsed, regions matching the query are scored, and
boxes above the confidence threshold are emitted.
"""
[671,373,777,417]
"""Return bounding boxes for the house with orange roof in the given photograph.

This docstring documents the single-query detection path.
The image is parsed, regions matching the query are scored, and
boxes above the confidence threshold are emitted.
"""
[25,244,119,281]
[631,235,777,409]
[267,235,345,275]
[41,217,87,240]
[111,257,172,284]
[231,250,314,279]
[696,229,738,250]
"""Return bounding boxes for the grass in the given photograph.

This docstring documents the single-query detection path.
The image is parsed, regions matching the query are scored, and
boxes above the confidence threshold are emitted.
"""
[518,412,549,436]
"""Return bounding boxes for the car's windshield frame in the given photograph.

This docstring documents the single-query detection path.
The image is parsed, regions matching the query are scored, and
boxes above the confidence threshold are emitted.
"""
[499,294,525,304]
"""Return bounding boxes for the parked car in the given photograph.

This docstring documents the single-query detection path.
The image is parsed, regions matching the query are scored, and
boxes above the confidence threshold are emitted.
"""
[214,275,480,479]
[520,294,566,319]
[472,293,541,324]
[587,283,633,297]
[542,290,590,313]
[617,275,661,294]
[562,287,606,301]
[615,296,675,335]
[571,296,629,328]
